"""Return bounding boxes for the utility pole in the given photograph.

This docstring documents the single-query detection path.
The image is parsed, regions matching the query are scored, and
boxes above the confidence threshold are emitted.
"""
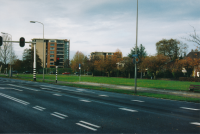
[134,0,138,93]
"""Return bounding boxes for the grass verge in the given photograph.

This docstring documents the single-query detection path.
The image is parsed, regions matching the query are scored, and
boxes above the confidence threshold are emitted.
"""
[13,74,200,91]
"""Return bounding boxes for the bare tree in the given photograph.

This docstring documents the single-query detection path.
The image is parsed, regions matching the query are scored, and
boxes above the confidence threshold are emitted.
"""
[0,34,11,64]
[0,34,17,65]
[183,26,200,50]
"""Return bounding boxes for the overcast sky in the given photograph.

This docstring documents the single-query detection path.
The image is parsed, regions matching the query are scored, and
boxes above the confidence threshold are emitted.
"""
[1,0,200,60]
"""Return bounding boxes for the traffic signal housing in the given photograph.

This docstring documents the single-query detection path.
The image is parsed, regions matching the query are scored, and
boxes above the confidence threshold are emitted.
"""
[19,37,25,47]
[55,58,60,66]
[0,36,2,46]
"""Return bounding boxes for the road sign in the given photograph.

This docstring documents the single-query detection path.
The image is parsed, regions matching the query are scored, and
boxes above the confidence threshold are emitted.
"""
[133,57,140,64]
[79,64,81,69]
[135,57,140,63]
[132,54,138,57]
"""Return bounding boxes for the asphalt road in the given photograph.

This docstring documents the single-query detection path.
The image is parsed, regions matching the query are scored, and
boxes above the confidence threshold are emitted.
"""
[0,77,200,133]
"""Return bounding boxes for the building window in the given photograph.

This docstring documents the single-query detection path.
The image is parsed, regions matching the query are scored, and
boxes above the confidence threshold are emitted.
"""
[57,44,64,47]
[57,55,64,58]
[50,55,54,57]
[50,47,55,50]
[57,51,63,54]
[50,62,54,65]
[57,40,64,43]
[50,40,55,42]
[57,48,63,50]
[108,53,112,55]
[50,59,54,61]
[50,44,54,46]
[50,51,54,54]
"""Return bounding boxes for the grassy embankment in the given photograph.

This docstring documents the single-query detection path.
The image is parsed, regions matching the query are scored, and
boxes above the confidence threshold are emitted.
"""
[1,74,200,103]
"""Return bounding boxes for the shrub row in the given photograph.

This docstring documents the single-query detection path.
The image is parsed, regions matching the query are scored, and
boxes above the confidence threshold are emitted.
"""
[179,77,200,82]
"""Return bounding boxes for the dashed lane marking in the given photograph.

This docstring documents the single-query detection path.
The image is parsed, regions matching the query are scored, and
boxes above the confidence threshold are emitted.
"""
[99,95,109,97]
[190,122,200,126]
[119,108,138,112]
[8,84,39,91]
[79,100,91,102]
[33,106,46,111]
[76,121,100,131]
[51,112,68,119]
[12,88,23,92]
[180,107,200,111]
[0,93,29,105]
[131,100,144,102]
[41,88,61,92]
[53,94,62,96]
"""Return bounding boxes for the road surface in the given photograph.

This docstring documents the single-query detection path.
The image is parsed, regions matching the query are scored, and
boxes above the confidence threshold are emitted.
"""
[0,77,199,133]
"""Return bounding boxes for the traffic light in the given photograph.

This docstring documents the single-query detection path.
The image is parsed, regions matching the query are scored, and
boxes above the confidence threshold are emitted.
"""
[19,37,25,47]
[0,36,2,46]
[55,58,60,65]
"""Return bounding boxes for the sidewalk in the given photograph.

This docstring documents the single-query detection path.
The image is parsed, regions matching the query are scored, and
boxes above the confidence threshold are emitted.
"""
[55,81,200,98]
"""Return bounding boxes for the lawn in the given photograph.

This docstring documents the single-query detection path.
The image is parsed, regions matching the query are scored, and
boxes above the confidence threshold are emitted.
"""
[8,74,200,91]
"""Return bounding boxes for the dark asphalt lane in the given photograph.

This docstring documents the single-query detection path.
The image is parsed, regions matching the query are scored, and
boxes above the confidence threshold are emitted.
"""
[0,77,200,133]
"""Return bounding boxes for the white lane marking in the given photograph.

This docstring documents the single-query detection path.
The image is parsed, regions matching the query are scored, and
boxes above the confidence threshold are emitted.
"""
[99,95,109,97]
[76,123,97,131]
[41,85,85,93]
[190,122,200,125]
[0,87,17,89]
[77,89,95,93]
[51,112,67,119]
[119,108,138,112]
[12,88,23,92]
[0,93,29,105]
[8,84,39,91]
[77,89,84,91]
[33,106,46,111]
[53,112,68,117]
[41,88,61,92]
[79,100,91,102]
[51,113,65,119]
[53,94,62,96]
[180,107,200,111]
[131,100,144,102]
[80,121,100,128]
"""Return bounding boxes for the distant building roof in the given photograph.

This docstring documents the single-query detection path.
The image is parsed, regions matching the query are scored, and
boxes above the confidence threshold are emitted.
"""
[186,51,200,59]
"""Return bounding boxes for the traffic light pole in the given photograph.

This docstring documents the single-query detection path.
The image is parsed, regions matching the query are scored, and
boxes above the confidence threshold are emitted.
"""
[33,43,36,81]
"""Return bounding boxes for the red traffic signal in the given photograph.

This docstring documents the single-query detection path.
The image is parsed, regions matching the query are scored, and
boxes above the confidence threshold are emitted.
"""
[19,37,25,47]
[55,58,60,66]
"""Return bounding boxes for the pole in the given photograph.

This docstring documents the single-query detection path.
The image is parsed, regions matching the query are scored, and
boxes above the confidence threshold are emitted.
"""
[33,43,36,81]
[79,68,81,81]
[10,35,12,77]
[43,23,44,82]
[134,0,138,93]
[56,66,58,83]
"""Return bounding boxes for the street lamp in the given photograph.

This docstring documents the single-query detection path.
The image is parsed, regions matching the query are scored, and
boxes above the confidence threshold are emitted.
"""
[134,0,138,93]
[1,32,12,78]
[30,21,45,81]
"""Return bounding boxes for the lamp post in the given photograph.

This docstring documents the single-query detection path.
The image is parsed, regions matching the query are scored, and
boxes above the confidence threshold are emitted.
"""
[30,21,45,81]
[134,0,138,93]
[1,32,12,77]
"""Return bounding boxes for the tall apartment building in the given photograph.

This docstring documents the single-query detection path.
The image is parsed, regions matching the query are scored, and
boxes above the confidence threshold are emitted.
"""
[31,38,70,68]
